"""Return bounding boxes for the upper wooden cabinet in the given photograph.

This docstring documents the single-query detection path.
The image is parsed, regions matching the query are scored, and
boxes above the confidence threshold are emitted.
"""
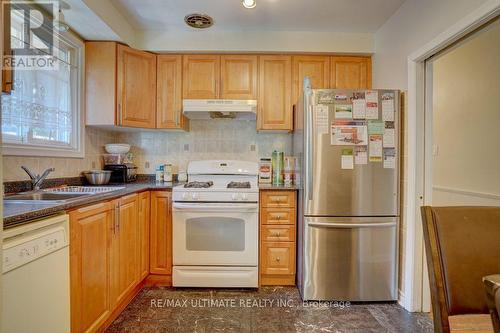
[258,55,292,131]
[292,55,330,105]
[330,56,372,89]
[117,45,157,128]
[157,55,189,130]
[220,55,258,100]
[182,55,220,99]
[86,42,157,128]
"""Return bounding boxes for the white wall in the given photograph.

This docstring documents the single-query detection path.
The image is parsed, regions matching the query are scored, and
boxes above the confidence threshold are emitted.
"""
[432,21,500,206]
[138,30,374,53]
[373,0,488,89]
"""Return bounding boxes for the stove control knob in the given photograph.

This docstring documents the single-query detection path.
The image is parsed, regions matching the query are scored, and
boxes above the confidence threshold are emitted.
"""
[192,193,199,200]
[241,193,248,201]
[231,193,239,201]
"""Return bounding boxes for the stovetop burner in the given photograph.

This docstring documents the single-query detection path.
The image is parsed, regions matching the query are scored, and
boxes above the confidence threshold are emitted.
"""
[184,181,213,188]
[227,181,251,189]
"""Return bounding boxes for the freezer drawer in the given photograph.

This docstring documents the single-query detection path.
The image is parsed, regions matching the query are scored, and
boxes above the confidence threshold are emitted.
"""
[300,216,398,301]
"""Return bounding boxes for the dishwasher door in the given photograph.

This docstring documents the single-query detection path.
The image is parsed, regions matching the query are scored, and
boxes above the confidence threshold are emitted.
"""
[300,216,398,301]
[2,214,70,333]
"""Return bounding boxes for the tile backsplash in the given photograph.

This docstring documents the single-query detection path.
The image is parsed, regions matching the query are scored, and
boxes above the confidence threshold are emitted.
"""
[117,120,292,173]
[2,120,292,181]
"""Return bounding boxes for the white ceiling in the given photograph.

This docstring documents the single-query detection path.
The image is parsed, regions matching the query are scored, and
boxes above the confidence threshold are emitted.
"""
[110,0,405,33]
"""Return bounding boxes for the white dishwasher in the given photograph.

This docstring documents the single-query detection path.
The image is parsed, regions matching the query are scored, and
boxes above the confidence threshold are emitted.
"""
[2,214,70,333]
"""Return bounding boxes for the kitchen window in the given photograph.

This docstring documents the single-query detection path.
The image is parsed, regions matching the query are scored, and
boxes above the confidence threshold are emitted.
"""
[1,8,84,157]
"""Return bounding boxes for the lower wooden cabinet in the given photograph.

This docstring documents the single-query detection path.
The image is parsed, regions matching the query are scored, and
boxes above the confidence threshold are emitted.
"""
[110,194,139,308]
[150,191,173,276]
[69,202,113,333]
[259,190,297,286]
[138,191,151,280]
[69,192,152,333]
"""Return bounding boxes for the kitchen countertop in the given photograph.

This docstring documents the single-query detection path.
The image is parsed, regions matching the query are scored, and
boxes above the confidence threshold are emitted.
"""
[3,182,299,229]
[258,184,299,191]
[3,181,182,229]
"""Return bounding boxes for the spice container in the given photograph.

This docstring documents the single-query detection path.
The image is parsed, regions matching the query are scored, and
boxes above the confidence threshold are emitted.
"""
[155,165,164,182]
[259,158,272,184]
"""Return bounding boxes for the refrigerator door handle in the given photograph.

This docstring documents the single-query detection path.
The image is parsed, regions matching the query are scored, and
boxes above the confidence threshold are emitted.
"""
[306,103,314,201]
[308,222,397,229]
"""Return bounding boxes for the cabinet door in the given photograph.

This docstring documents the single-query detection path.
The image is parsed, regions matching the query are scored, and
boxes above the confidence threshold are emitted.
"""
[182,55,220,99]
[150,191,172,275]
[138,191,150,280]
[117,44,156,128]
[110,194,140,308]
[69,202,112,333]
[292,55,330,105]
[2,0,12,93]
[157,55,189,130]
[261,242,295,275]
[330,56,372,89]
[258,55,292,131]
[220,55,258,99]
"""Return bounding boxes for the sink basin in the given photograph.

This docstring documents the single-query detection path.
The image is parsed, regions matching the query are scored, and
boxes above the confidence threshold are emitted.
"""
[4,186,126,203]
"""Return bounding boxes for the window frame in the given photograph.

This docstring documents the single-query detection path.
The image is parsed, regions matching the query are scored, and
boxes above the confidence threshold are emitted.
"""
[2,28,85,158]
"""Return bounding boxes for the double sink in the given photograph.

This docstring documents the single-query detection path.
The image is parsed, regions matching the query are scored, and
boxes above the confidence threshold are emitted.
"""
[5,186,126,204]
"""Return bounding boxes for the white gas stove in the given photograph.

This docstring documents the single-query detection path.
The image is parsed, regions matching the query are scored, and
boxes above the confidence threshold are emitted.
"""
[172,160,259,288]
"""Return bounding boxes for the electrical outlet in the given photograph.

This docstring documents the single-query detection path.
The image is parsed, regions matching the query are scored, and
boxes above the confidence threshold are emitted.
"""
[91,161,96,169]
[184,144,190,151]
[145,161,150,169]
[432,145,439,156]
[250,144,256,152]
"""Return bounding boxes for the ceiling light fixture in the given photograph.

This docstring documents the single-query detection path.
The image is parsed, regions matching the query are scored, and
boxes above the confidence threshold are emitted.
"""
[242,0,256,9]
[53,1,71,32]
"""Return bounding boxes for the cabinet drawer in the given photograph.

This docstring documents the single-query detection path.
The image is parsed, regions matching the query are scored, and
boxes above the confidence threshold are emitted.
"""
[261,225,295,242]
[261,242,295,275]
[261,191,296,207]
[261,208,295,225]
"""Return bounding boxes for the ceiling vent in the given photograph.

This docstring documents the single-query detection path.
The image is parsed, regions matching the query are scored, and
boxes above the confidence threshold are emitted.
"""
[184,13,214,29]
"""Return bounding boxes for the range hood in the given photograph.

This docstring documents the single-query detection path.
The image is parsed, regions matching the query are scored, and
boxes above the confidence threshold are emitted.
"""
[183,99,257,120]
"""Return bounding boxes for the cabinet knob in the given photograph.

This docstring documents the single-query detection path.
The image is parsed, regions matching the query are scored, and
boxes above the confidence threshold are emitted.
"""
[276,215,282,220]
[276,257,281,262]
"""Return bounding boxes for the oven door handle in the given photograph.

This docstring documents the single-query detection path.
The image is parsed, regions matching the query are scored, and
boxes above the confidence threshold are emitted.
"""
[173,202,258,212]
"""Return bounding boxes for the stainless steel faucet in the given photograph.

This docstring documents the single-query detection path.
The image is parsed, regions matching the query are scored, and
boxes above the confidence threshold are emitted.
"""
[21,166,55,190]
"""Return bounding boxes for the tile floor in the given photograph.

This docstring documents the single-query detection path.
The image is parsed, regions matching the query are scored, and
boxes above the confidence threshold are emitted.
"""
[106,286,433,332]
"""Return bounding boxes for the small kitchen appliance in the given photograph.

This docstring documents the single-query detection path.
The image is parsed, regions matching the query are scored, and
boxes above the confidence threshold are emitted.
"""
[104,163,138,183]
[172,160,259,288]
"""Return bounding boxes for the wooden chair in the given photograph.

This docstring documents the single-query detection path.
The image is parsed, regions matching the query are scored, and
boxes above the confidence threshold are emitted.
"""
[421,206,500,333]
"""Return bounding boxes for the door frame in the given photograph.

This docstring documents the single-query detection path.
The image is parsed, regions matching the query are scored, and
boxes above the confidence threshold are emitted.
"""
[402,0,499,312]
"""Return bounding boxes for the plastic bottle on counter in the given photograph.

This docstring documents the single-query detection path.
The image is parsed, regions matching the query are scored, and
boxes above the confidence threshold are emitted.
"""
[271,150,284,185]
[163,164,173,182]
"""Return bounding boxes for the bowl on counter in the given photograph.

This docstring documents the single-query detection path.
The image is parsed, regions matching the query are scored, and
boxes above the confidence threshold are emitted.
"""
[83,170,112,185]
[105,144,131,154]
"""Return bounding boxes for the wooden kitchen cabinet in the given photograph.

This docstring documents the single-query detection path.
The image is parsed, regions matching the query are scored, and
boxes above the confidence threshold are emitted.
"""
[330,56,372,89]
[117,44,157,128]
[138,191,150,280]
[260,190,297,285]
[220,55,258,99]
[85,41,156,128]
[150,191,173,276]
[157,54,189,130]
[109,194,140,308]
[258,55,292,131]
[182,55,220,99]
[292,55,330,106]
[69,202,113,333]
[2,0,12,94]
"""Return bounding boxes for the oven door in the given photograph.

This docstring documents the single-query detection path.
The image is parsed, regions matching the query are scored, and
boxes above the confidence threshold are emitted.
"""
[173,202,258,266]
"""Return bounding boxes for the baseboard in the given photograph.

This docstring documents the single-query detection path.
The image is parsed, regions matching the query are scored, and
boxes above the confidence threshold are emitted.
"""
[144,274,172,286]
[260,274,296,286]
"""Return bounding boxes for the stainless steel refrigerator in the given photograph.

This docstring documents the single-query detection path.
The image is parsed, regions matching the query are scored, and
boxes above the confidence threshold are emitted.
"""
[293,78,400,301]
